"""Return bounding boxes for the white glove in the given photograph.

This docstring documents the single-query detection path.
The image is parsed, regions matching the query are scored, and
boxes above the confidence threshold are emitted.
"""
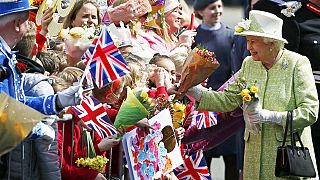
[186,84,207,101]
[56,85,82,108]
[245,100,282,125]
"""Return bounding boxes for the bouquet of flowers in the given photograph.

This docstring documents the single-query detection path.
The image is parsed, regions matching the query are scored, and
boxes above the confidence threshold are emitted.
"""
[114,87,155,129]
[60,26,100,50]
[237,78,260,134]
[0,93,44,156]
[177,47,220,97]
[148,96,187,129]
[75,130,109,173]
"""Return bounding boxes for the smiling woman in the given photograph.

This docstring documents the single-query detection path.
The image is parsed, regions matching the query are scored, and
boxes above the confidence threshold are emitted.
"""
[63,0,101,29]
[186,10,319,179]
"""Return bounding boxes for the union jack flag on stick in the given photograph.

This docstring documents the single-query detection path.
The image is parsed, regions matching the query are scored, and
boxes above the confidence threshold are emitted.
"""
[72,95,117,138]
[82,27,130,88]
[193,110,217,129]
[174,150,211,180]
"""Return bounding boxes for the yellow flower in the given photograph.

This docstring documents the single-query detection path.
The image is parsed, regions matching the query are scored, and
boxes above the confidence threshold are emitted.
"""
[69,27,85,39]
[140,91,148,100]
[0,113,8,124]
[243,94,252,102]
[14,123,26,139]
[172,102,186,112]
[250,86,258,93]
[235,26,244,33]
[240,89,250,97]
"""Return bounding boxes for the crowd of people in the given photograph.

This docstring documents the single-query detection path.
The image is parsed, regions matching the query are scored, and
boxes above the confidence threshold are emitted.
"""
[0,0,319,179]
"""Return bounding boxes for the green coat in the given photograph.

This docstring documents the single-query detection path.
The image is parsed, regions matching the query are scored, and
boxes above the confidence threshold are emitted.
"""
[197,49,319,179]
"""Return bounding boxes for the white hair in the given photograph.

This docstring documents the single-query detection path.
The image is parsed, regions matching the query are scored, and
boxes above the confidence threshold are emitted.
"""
[0,11,29,27]
[262,37,285,50]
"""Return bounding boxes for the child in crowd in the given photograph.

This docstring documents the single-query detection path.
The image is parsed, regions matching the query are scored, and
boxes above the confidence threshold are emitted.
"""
[52,68,120,180]
[37,50,67,75]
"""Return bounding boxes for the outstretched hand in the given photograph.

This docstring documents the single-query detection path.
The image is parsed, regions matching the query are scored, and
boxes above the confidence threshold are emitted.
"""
[98,136,120,152]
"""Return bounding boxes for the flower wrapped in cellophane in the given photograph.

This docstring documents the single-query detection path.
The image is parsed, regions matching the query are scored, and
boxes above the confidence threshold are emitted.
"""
[75,130,108,173]
[171,102,186,129]
[0,93,44,156]
[177,47,220,97]
[149,96,186,129]
[114,87,155,129]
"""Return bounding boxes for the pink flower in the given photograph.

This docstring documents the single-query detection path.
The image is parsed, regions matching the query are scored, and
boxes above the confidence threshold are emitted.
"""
[197,50,204,56]
[206,51,214,57]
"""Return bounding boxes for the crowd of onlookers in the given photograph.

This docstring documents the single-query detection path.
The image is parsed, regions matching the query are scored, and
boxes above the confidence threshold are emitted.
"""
[0,0,319,179]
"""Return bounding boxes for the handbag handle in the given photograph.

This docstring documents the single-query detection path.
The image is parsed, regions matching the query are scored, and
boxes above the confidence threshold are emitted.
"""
[282,111,306,150]
[281,111,291,147]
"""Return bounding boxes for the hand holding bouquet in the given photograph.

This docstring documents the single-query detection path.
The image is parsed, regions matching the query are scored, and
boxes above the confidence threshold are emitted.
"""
[177,47,220,97]
[75,130,109,173]
[238,78,261,134]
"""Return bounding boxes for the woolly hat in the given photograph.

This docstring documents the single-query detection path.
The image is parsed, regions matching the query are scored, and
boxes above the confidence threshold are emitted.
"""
[193,0,219,11]
[0,0,36,17]
[235,10,288,43]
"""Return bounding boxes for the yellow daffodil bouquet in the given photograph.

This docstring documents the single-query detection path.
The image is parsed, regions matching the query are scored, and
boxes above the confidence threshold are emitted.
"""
[75,130,108,173]
[114,87,155,129]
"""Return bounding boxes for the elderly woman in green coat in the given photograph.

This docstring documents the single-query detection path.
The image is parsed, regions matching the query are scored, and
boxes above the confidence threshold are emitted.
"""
[185,10,319,179]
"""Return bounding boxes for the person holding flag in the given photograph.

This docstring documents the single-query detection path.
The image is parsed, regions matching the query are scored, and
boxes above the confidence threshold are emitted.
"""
[53,68,120,180]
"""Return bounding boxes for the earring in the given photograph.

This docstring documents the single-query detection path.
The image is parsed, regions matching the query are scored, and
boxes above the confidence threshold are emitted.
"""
[269,48,273,52]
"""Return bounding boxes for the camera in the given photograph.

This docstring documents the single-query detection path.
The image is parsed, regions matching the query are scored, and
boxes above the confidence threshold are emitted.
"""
[0,65,9,82]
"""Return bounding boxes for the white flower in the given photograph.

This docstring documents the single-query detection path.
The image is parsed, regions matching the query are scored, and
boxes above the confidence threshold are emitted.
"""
[281,1,302,17]
[235,19,252,33]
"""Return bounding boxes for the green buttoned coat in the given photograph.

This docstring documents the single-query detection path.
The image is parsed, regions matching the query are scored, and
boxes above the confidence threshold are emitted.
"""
[197,49,319,179]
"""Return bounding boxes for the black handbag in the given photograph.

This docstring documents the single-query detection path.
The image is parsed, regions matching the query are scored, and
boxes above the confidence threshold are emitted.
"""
[275,111,316,178]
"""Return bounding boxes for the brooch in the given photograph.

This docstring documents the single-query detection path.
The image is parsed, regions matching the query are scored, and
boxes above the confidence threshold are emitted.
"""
[282,59,288,70]
[281,1,302,17]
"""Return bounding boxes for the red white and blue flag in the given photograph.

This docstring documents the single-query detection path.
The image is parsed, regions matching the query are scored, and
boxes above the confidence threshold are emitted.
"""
[193,110,217,129]
[72,95,117,138]
[83,27,129,88]
[173,150,211,180]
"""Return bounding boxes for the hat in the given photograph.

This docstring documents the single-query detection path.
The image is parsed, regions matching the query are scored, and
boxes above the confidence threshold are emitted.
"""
[235,10,288,43]
[0,0,37,17]
[193,0,219,11]
[164,0,180,13]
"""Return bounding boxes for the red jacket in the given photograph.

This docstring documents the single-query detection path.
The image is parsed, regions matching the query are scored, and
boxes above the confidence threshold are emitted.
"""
[58,108,105,180]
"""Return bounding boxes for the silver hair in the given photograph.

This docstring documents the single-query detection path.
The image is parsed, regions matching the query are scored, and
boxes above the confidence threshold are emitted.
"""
[0,11,29,27]
[262,37,285,50]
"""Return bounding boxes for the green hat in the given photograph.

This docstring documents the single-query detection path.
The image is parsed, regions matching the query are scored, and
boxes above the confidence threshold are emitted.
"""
[235,10,288,43]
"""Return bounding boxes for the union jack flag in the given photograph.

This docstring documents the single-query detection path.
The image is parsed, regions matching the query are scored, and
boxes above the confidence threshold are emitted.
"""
[72,95,117,138]
[193,110,217,129]
[173,150,211,180]
[82,27,129,88]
